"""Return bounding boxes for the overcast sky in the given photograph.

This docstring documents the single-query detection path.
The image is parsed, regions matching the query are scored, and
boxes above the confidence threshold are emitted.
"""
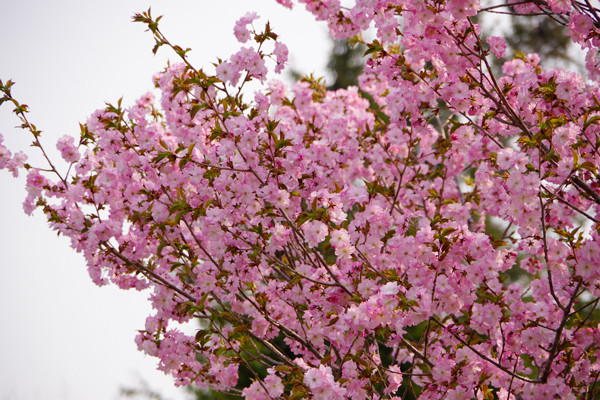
[0,1,330,399]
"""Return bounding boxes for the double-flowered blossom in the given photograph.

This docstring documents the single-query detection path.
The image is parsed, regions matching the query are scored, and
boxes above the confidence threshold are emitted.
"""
[4,1,600,399]
[0,134,26,177]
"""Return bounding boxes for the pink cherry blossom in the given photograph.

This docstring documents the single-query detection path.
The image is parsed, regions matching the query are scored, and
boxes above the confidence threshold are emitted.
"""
[233,12,259,43]
[2,2,600,399]
[487,36,507,58]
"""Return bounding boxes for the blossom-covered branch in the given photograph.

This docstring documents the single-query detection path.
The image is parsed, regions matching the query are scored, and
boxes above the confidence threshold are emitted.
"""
[3,0,600,399]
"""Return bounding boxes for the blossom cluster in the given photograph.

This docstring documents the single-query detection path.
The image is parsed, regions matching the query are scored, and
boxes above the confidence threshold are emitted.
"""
[3,1,600,399]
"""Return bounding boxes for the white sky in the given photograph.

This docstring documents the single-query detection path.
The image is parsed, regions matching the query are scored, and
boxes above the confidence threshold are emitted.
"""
[0,1,330,399]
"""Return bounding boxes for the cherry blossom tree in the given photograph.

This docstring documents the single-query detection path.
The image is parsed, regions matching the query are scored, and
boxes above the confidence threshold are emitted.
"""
[3,1,600,399]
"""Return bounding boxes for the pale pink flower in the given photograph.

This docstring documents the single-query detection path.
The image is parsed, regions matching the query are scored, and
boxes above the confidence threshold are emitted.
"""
[56,135,80,163]
[301,220,328,247]
[487,36,507,58]
[233,12,259,43]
